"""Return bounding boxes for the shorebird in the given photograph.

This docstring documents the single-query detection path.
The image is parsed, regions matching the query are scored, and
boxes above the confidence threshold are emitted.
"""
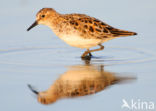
[27,8,137,58]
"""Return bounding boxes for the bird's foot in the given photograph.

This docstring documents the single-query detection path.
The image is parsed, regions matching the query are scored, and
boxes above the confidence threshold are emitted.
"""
[89,52,92,57]
[81,53,93,61]
[81,55,91,60]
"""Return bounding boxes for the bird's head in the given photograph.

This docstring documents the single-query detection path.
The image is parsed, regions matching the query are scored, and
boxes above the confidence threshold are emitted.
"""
[27,8,58,31]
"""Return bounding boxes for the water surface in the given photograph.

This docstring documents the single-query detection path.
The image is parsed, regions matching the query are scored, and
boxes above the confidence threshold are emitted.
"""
[0,0,156,111]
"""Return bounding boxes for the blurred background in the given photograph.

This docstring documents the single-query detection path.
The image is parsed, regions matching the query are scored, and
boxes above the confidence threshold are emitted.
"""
[0,0,156,111]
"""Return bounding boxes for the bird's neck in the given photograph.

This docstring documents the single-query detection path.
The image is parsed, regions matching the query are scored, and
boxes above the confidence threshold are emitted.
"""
[47,14,68,36]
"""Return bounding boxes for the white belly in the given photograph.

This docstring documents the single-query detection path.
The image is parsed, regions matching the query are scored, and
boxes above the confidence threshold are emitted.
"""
[58,35,102,49]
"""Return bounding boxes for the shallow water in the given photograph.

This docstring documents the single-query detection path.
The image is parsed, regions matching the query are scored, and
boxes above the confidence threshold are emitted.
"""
[0,0,156,111]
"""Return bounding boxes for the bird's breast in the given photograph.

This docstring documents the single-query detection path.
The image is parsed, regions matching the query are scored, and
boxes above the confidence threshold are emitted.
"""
[57,34,101,49]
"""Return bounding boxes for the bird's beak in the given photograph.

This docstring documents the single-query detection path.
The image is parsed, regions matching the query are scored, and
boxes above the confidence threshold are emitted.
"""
[28,84,39,95]
[27,21,38,31]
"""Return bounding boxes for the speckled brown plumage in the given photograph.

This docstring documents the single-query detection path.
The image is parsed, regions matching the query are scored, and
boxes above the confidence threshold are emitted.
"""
[58,13,137,39]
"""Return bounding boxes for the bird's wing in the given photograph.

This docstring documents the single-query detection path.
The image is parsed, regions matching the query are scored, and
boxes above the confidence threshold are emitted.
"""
[64,14,137,39]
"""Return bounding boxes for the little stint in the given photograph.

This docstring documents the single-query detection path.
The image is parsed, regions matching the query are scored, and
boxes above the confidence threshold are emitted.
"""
[27,8,137,58]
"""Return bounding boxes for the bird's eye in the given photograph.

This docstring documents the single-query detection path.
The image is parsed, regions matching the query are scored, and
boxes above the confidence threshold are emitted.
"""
[41,15,45,18]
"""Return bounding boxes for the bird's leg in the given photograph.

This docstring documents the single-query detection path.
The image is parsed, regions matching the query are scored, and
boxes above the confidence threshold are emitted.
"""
[81,49,91,58]
[89,44,104,53]
[81,49,92,60]
[81,44,104,58]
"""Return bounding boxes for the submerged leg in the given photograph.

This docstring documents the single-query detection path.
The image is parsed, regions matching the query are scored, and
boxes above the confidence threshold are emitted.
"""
[81,49,92,60]
[81,44,104,58]
[89,52,92,57]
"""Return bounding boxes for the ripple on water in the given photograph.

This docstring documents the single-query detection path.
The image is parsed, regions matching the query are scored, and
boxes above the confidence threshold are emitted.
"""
[0,46,155,67]
[89,47,156,66]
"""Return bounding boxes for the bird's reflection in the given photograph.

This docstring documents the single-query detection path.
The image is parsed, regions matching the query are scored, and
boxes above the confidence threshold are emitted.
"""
[28,64,136,105]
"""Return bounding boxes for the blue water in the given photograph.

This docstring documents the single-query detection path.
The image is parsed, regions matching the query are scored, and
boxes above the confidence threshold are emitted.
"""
[0,0,156,111]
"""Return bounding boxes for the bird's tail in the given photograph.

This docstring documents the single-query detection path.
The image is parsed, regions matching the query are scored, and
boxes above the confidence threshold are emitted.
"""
[111,29,137,37]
